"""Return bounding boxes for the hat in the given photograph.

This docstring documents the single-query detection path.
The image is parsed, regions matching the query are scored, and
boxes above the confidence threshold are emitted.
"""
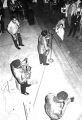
[41,30,48,36]
[57,91,68,101]
[10,59,21,68]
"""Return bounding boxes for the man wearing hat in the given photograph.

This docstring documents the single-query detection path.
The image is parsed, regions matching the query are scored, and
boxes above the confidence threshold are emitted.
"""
[7,17,24,49]
[44,91,74,120]
[37,30,51,65]
[10,58,36,95]
[68,11,81,37]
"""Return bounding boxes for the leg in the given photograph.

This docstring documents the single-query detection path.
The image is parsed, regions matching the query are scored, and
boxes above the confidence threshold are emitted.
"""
[21,82,31,95]
[12,35,21,49]
[39,54,43,64]
[21,83,27,94]
[72,25,77,37]
[17,33,24,46]
[1,16,5,33]
[43,54,49,65]
[68,25,73,36]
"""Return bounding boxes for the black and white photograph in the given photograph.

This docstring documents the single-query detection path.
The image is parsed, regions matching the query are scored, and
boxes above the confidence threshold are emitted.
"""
[0,0,82,120]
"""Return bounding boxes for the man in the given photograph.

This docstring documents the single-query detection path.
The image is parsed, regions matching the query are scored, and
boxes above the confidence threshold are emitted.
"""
[10,58,37,95]
[37,30,51,65]
[7,0,17,19]
[0,0,5,33]
[7,17,24,49]
[44,91,74,120]
[68,11,81,37]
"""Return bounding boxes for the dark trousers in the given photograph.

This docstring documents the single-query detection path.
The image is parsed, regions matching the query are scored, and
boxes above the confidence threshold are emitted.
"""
[39,54,47,64]
[12,33,23,48]
[21,82,31,94]
[68,24,79,37]
[28,9,35,25]
[0,16,5,33]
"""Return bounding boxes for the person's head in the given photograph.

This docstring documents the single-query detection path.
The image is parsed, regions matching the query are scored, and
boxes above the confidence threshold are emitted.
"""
[60,24,63,28]
[41,30,48,37]
[10,59,21,68]
[77,11,80,16]
[10,58,31,73]
[57,91,68,101]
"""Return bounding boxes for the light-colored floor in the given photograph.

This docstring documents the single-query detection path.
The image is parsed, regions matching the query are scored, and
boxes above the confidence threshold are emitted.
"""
[0,9,82,120]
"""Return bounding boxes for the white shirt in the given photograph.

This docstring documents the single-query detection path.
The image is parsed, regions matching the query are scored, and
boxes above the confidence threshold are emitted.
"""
[7,19,20,35]
[55,26,64,41]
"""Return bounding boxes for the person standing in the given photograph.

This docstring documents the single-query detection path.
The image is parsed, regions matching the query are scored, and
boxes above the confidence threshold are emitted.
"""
[68,11,81,37]
[0,0,5,33]
[78,13,82,41]
[7,17,24,49]
[10,58,38,95]
[37,30,51,65]
[44,91,74,120]
[7,0,17,19]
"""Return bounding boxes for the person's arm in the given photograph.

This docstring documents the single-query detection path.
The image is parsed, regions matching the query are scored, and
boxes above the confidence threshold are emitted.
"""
[29,80,38,85]
[61,97,74,116]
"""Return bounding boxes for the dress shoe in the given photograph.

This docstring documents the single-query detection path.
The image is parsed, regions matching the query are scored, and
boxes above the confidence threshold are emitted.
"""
[43,63,49,65]
[17,47,21,49]
[19,44,24,46]
[24,92,29,95]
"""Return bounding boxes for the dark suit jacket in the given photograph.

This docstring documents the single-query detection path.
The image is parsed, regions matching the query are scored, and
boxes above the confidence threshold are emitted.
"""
[71,14,81,26]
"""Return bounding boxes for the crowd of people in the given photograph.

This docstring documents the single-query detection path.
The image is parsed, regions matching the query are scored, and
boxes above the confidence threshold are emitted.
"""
[60,0,82,40]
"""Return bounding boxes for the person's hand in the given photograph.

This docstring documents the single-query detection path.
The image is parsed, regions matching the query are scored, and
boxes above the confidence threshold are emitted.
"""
[70,97,74,102]
[30,80,38,85]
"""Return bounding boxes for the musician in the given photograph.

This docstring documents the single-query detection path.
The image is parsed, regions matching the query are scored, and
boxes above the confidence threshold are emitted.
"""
[10,58,37,95]
[44,91,74,120]
[37,30,51,65]
[7,17,24,49]
[7,0,16,19]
